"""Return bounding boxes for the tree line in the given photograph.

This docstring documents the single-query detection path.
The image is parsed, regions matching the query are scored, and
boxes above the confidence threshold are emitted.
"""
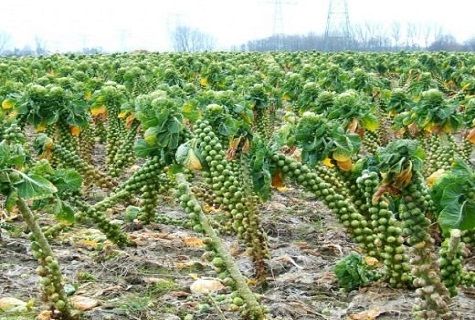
[1,22,475,56]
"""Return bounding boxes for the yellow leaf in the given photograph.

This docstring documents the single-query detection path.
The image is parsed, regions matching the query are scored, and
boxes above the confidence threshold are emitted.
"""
[70,125,81,136]
[347,118,359,133]
[282,94,291,101]
[184,148,202,171]
[84,91,92,100]
[364,256,382,267]
[336,159,353,171]
[175,261,204,270]
[7,109,18,121]
[322,157,335,168]
[35,123,47,132]
[202,203,218,213]
[246,279,258,286]
[91,105,107,117]
[182,237,204,247]
[36,310,53,320]
[125,114,136,127]
[118,111,128,118]
[466,128,475,144]
[182,104,194,113]
[200,77,209,87]
[2,98,14,110]
[427,169,445,187]
[75,239,99,250]
[332,151,351,163]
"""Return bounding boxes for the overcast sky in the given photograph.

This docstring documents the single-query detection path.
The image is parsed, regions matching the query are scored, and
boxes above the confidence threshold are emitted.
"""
[0,0,474,52]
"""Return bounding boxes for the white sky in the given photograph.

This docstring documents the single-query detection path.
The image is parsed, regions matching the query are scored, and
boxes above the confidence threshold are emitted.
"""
[0,0,474,52]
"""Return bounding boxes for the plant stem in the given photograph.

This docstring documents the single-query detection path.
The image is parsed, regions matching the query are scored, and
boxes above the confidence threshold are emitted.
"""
[176,174,267,320]
[17,197,73,319]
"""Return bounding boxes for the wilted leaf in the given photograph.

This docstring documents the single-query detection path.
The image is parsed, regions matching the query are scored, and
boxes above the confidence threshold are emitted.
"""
[271,171,287,191]
[176,142,202,171]
[467,128,475,144]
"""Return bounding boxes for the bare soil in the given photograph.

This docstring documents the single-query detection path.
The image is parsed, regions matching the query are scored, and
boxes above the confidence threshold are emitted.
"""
[1,186,475,320]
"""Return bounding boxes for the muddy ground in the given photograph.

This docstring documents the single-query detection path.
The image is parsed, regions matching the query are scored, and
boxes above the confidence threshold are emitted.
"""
[1,184,475,320]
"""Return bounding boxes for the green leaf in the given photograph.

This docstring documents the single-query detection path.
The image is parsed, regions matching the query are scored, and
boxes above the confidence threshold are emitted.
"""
[0,142,10,167]
[56,201,75,223]
[134,139,157,158]
[438,199,475,234]
[168,117,182,133]
[361,113,380,131]
[52,169,82,193]
[28,159,55,176]
[14,172,57,200]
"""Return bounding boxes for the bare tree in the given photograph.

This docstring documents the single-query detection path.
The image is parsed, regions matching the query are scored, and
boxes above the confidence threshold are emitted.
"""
[0,30,12,55]
[352,23,369,49]
[34,36,48,55]
[390,21,401,49]
[429,34,461,51]
[170,25,215,52]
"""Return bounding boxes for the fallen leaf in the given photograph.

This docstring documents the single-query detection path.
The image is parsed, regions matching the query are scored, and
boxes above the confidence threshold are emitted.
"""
[144,277,172,284]
[70,296,101,311]
[349,307,382,320]
[267,201,287,211]
[275,255,304,269]
[75,239,99,250]
[293,241,310,249]
[175,261,205,270]
[182,237,203,247]
[0,297,27,311]
[190,279,225,295]
[36,310,53,320]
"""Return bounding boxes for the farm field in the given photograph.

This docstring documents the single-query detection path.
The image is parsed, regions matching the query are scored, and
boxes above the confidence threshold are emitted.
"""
[0,51,474,320]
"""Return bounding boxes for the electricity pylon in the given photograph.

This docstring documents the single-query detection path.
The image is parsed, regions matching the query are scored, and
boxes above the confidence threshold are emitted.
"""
[324,0,351,51]
[268,0,296,50]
